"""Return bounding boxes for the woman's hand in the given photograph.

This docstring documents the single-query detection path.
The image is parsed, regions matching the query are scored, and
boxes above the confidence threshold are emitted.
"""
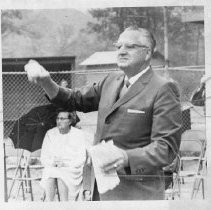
[52,157,65,167]
[55,161,65,167]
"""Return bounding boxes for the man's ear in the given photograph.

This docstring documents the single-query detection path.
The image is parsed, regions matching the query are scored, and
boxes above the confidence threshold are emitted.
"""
[145,49,152,61]
[69,119,72,126]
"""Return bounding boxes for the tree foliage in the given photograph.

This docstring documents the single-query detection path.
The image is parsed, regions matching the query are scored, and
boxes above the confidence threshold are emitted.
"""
[1,10,23,35]
[1,10,43,39]
[86,7,164,45]
[85,6,204,66]
[1,10,76,58]
[1,7,204,67]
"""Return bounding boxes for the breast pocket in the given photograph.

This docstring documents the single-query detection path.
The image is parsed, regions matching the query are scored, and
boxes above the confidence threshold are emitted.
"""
[122,107,151,128]
[126,107,149,118]
[127,109,146,114]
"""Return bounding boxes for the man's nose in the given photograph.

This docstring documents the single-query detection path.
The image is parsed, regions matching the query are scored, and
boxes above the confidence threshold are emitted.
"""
[118,46,128,54]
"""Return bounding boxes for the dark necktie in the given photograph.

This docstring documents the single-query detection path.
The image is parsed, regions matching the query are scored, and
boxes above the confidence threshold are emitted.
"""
[119,79,130,98]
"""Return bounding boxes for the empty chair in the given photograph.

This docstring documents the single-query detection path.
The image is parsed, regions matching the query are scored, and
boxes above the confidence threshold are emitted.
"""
[5,140,43,201]
[178,130,206,199]
[166,129,206,199]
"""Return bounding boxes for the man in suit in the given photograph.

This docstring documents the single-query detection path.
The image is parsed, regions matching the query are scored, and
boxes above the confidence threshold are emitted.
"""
[25,26,182,200]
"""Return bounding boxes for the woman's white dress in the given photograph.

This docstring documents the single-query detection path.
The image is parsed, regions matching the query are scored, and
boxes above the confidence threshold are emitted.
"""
[40,126,87,199]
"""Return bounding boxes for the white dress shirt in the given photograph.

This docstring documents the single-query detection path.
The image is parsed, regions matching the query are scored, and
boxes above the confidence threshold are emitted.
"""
[125,66,150,88]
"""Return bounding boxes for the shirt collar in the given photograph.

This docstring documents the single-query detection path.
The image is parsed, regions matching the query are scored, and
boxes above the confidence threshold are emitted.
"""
[125,66,150,87]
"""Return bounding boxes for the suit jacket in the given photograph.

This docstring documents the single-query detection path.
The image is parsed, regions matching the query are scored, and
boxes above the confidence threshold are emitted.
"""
[51,67,182,200]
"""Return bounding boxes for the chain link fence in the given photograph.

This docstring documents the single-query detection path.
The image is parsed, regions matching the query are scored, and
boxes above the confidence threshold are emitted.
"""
[3,67,205,138]
[3,67,206,201]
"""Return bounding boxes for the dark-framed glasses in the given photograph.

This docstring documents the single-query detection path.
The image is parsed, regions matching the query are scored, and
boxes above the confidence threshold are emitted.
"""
[56,117,69,121]
[113,42,149,50]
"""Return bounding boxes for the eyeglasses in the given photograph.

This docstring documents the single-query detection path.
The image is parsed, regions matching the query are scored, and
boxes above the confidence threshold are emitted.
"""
[56,117,69,121]
[113,42,149,50]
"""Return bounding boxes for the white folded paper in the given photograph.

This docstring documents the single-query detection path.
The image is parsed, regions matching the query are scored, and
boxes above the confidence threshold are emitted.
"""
[24,59,43,83]
[89,141,120,194]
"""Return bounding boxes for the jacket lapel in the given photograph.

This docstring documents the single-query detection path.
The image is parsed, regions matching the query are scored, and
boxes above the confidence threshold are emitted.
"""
[106,68,153,118]
[103,73,125,116]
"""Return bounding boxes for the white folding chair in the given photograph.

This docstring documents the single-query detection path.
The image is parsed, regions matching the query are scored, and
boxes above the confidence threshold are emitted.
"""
[191,148,207,199]
[5,143,43,201]
[178,130,206,199]
[166,129,206,200]
[164,155,181,200]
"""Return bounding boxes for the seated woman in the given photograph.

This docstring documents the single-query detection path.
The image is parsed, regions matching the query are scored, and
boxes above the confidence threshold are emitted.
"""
[40,109,87,201]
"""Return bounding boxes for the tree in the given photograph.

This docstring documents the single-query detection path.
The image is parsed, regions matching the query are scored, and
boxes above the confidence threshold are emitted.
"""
[53,24,75,56]
[1,10,42,40]
[85,7,165,50]
[85,6,204,67]
[1,10,23,36]
[1,10,75,57]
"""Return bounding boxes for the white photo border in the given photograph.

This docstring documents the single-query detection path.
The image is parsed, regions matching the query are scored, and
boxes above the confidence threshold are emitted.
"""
[0,0,210,210]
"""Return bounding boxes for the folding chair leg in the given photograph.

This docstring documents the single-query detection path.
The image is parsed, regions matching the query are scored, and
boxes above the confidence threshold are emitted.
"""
[29,181,34,201]
[55,179,60,201]
[191,177,201,199]
[15,181,25,200]
[181,161,185,184]
[191,180,196,199]
[3,143,8,202]
[191,178,205,199]
[8,165,22,197]
[20,182,26,200]
[15,166,25,200]
[201,178,205,199]
[178,178,181,198]
[27,166,34,201]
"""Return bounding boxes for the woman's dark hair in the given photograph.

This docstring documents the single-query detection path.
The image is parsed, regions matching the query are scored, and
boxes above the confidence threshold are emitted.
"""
[56,108,80,126]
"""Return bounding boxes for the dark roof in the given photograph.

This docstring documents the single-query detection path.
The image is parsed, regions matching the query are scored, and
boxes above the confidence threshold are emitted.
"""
[181,10,204,24]
[2,56,76,72]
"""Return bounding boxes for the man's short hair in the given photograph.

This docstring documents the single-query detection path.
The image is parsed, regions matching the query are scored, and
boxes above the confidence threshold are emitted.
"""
[124,26,156,53]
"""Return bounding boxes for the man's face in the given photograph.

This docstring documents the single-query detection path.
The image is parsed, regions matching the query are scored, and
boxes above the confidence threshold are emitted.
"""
[116,30,151,75]
[56,112,71,133]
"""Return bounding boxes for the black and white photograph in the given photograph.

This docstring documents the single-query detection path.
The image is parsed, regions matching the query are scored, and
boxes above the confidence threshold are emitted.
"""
[0,0,210,209]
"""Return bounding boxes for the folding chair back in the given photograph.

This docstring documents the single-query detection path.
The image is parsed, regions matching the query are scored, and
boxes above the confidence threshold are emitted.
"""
[181,129,206,152]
